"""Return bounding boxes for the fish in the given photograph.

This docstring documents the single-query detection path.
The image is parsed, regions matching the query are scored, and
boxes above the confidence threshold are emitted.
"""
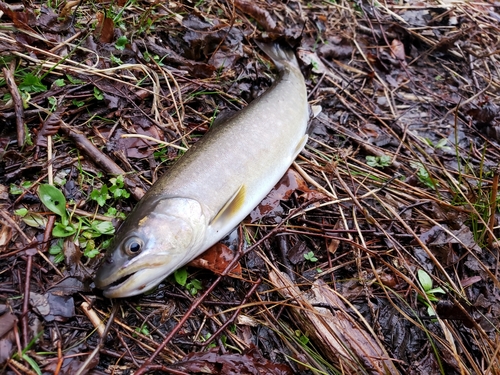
[94,42,309,298]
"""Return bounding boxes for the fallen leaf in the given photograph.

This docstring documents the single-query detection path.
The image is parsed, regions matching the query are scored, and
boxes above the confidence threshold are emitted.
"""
[390,39,406,62]
[36,106,65,147]
[251,168,322,222]
[0,223,12,248]
[234,0,278,32]
[172,346,293,375]
[0,310,17,365]
[189,243,241,277]
[30,292,75,322]
[95,12,114,43]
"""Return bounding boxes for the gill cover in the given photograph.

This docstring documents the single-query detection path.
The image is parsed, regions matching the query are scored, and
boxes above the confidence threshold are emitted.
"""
[94,198,208,298]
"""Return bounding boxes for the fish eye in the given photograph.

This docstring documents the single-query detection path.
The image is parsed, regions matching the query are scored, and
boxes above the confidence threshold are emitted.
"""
[123,237,144,256]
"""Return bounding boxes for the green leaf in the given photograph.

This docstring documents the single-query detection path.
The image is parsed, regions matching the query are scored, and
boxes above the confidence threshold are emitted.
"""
[14,208,28,217]
[72,99,85,107]
[378,155,392,167]
[93,87,104,100]
[9,184,23,195]
[110,54,123,65]
[21,213,47,229]
[91,220,115,235]
[52,222,76,238]
[90,185,109,206]
[304,251,318,262]
[54,79,66,87]
[10,181,32,195]
[22,353,42,375]
[115,36,128,50]
[84,247,99,259]
[53,252,65,263]
[38,184,67,221]
[101,238,113,249]
[174,268,188,286]
[19,73,47,93]
[49,239,63,255]
[48,96,57,112]
[366,155,377,167]
[187,279,202,295]
[435,138,448,149]
[427,287,446,295]
[66,75,84,84]
[417,269,433,292]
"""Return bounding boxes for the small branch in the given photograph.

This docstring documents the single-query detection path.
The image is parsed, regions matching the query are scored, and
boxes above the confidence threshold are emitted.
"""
[2,67,25,148]
[61,122,146,200]
[200,278,261,348]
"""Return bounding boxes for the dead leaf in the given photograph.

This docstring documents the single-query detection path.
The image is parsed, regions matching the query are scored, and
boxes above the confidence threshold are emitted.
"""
[172,346,293,375]
[234,0,278,32]
[95,12,114,43]
[0,2,35,32]
[59,1,80,18]
[390,39,406,62]
[30,292,75,322]
[189,242,241,277]
[0,223,12,248]
[251,169,326,222]
[36,106,65,147]
[0,310,17,365]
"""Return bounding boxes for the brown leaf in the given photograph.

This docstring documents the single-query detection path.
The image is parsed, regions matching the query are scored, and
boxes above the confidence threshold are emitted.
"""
[390,39,406,62]
[173,347,293,375]
[468,102,497,124]
[36,107,65,147]
[30,292,75,322]
[234,0,278,32]
[0,311,17,364]
[95,12,114,43]
[251,168,321,222]
[0,221,12,248]
[189,243,241,277]
[0,2,35,32]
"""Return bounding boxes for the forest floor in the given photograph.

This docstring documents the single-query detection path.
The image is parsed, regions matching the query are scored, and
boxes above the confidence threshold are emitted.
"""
[1,0,500,374]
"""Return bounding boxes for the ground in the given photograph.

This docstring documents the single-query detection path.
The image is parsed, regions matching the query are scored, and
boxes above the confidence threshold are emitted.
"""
[0,0,500,374]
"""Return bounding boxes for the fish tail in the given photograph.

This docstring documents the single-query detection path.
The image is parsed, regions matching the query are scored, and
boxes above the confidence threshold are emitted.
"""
[255,41,299,70]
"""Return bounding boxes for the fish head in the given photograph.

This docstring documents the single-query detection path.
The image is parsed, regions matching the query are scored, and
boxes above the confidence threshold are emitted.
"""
[95,197,208,298]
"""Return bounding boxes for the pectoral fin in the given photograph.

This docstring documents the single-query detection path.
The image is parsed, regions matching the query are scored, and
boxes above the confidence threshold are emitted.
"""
[292,134,308,160]
[211,184,246,229]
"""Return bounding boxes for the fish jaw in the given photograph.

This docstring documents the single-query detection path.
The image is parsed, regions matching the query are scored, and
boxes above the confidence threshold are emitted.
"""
[95,198,209,298]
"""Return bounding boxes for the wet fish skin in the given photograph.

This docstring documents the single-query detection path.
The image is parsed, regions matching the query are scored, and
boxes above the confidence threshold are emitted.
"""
[94,42,309,298]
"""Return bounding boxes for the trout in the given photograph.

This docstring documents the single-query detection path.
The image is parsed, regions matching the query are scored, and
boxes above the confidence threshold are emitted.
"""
[95,43,309,298]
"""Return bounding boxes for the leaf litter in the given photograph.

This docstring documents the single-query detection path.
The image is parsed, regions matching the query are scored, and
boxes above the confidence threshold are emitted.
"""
[1,0,500,374]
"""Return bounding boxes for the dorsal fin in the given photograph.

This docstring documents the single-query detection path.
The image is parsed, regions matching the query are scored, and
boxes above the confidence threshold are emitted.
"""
[210,184,246,229]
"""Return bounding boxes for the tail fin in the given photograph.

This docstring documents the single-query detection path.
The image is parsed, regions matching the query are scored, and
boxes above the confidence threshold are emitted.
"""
[255,41,299,70]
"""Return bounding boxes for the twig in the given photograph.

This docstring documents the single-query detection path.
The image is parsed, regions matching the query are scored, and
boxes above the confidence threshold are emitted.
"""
[120,134,187,151]
[75,303,118,375]
[61,122,146,200]
[200,278,262,348]
[2,67,25,148]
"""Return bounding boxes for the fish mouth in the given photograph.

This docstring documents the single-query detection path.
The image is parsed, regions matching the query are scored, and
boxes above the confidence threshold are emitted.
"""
[98,268,164,298]
[99,272,137,298]
[106,273,135,289]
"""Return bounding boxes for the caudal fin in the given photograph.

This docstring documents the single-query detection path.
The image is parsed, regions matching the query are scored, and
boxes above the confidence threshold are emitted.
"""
[255,41,299,70]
